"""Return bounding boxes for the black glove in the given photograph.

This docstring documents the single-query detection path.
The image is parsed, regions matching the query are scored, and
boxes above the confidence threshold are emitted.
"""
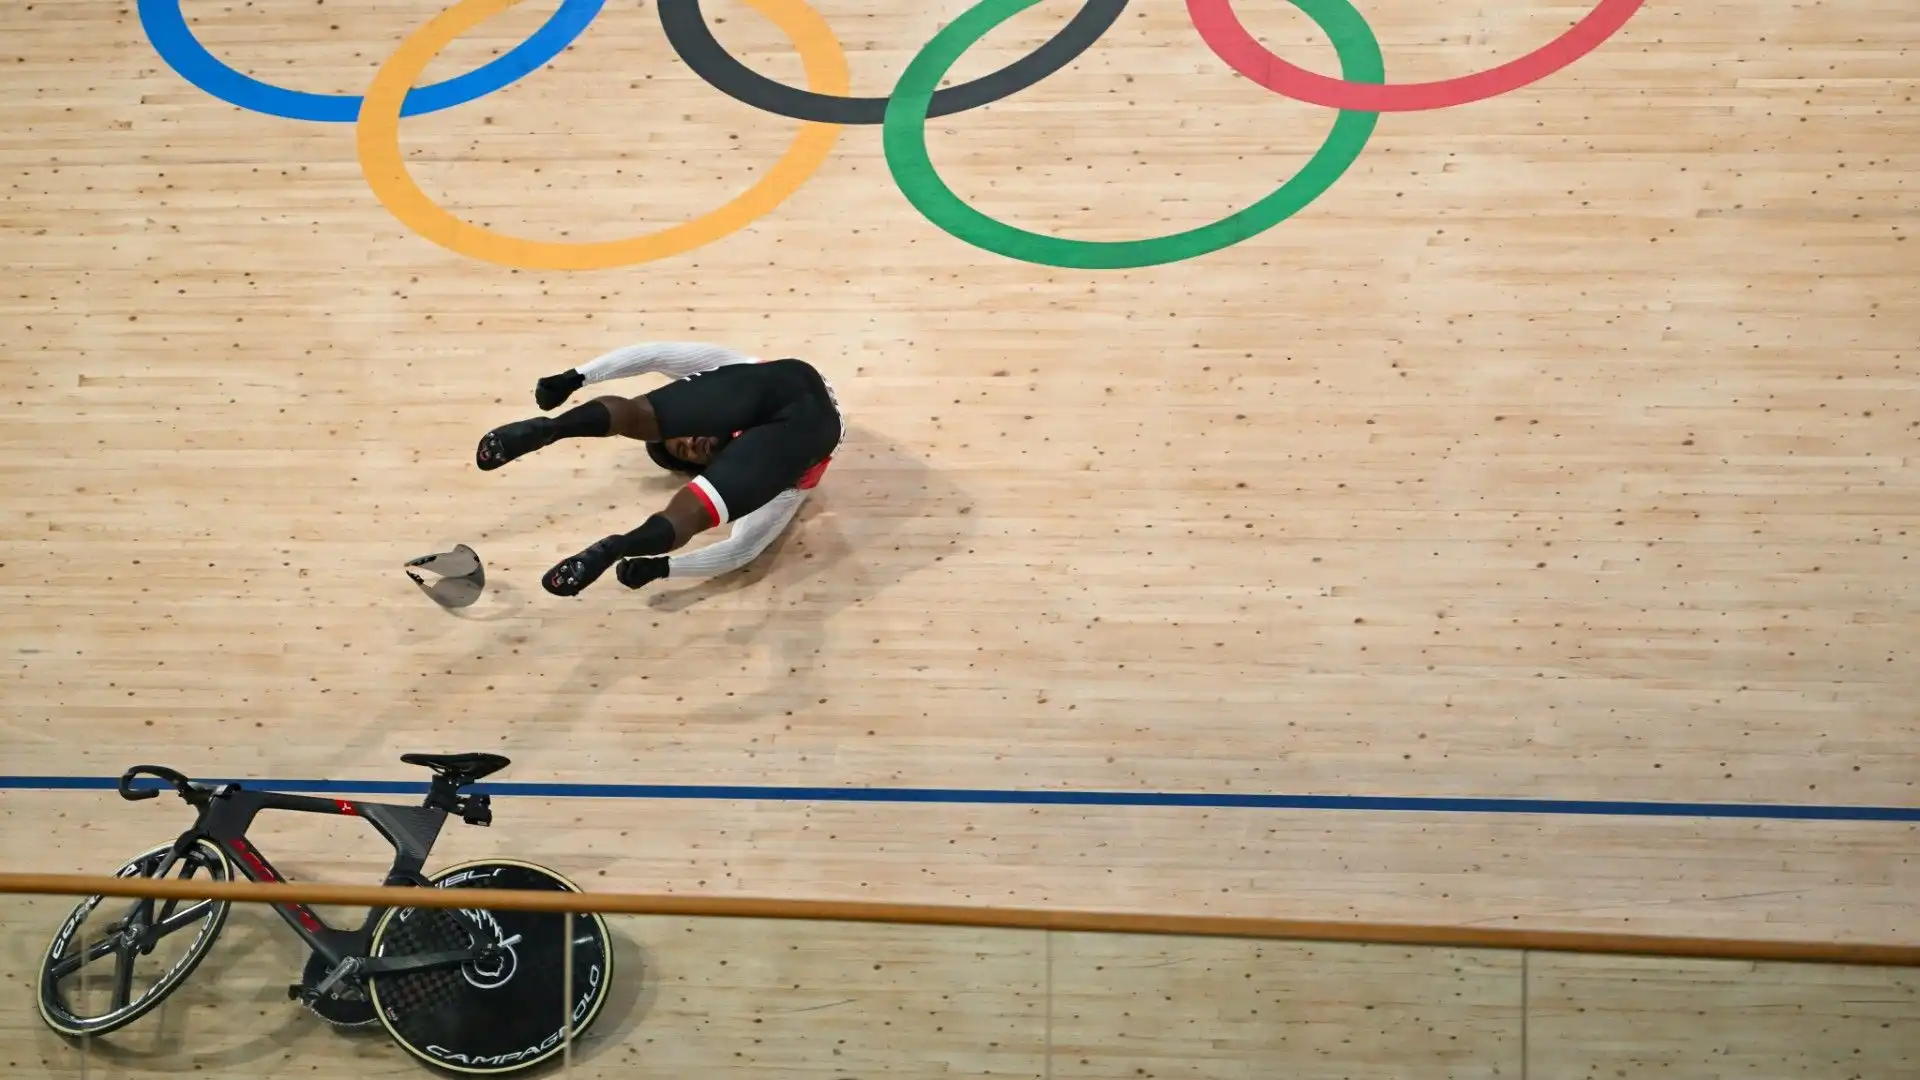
[616,556,669,590]
[535,369,586,411]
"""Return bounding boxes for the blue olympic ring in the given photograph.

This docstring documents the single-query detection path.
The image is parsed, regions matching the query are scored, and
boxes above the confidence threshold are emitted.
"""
[136,0,605,122]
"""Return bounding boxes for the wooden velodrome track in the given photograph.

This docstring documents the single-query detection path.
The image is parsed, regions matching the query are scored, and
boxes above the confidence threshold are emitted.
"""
[2,0,1918,1074]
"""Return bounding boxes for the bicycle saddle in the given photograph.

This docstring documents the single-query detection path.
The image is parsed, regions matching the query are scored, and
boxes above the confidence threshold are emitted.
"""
[400,752,510,785]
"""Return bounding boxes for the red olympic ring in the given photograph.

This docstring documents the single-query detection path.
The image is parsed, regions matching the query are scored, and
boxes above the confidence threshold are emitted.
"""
[1187,0,1647,112]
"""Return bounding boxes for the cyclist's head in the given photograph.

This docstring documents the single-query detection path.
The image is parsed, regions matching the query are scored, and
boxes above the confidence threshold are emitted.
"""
[648,434,731,474]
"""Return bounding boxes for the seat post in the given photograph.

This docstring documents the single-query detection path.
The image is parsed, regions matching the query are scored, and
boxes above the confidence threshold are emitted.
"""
[423,771,463,813]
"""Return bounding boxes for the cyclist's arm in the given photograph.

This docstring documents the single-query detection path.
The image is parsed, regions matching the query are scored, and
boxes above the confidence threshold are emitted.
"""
[577,341,758,384]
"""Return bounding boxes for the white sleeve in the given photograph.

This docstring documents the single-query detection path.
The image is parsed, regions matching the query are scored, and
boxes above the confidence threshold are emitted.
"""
[575,341,758,384]
[666,489,805,579]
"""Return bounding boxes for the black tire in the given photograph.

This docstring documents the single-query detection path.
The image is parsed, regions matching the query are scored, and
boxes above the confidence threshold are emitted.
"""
[367,858,614,1075]
[36,838,233,1037]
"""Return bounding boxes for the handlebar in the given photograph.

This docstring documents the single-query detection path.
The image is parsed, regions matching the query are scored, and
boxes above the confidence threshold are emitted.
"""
[118,765,202,803]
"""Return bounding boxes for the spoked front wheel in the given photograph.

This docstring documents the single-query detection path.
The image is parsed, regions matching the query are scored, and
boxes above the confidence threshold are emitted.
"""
[36,838,233,1037]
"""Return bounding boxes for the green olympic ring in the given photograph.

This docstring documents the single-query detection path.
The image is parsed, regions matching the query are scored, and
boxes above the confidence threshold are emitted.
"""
[882,0,1382,270]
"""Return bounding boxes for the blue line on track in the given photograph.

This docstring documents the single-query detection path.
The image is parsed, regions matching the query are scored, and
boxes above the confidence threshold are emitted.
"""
[1,776,1916,822]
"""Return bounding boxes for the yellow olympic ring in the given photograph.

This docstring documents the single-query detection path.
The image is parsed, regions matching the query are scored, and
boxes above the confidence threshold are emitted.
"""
[354,0,848,271]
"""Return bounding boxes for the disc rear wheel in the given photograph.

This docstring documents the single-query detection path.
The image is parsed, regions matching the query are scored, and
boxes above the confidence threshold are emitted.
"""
[368,859,614,1074]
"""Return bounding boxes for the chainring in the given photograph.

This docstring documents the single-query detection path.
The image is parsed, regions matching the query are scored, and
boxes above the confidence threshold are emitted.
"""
[298,951,378,1028]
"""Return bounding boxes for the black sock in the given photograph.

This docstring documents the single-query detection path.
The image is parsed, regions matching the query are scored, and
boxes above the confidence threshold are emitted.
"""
[548,400,612,439]
[612,514,677,558]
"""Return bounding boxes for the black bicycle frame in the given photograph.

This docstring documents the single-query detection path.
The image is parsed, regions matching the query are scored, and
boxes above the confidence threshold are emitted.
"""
[120,765,492,976]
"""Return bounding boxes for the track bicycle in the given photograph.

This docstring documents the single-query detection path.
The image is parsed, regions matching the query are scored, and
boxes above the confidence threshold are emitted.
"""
[34,751,613,1075]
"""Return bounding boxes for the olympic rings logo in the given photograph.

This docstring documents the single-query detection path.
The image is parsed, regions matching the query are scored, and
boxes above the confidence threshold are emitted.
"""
[138,0,1645,271]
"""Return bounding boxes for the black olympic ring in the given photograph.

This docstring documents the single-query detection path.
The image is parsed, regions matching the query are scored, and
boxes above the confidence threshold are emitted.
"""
[656,0,1130,124]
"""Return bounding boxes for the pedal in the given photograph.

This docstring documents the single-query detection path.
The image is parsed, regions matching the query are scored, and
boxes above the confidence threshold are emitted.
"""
[297,953,379,1028]
[312,956,361,996]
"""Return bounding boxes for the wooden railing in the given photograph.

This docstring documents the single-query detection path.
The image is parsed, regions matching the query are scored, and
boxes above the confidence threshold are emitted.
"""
[3,872,1917,966]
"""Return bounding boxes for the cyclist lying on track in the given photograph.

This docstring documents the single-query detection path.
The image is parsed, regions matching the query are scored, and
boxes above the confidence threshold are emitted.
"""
[475,340,842,597]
